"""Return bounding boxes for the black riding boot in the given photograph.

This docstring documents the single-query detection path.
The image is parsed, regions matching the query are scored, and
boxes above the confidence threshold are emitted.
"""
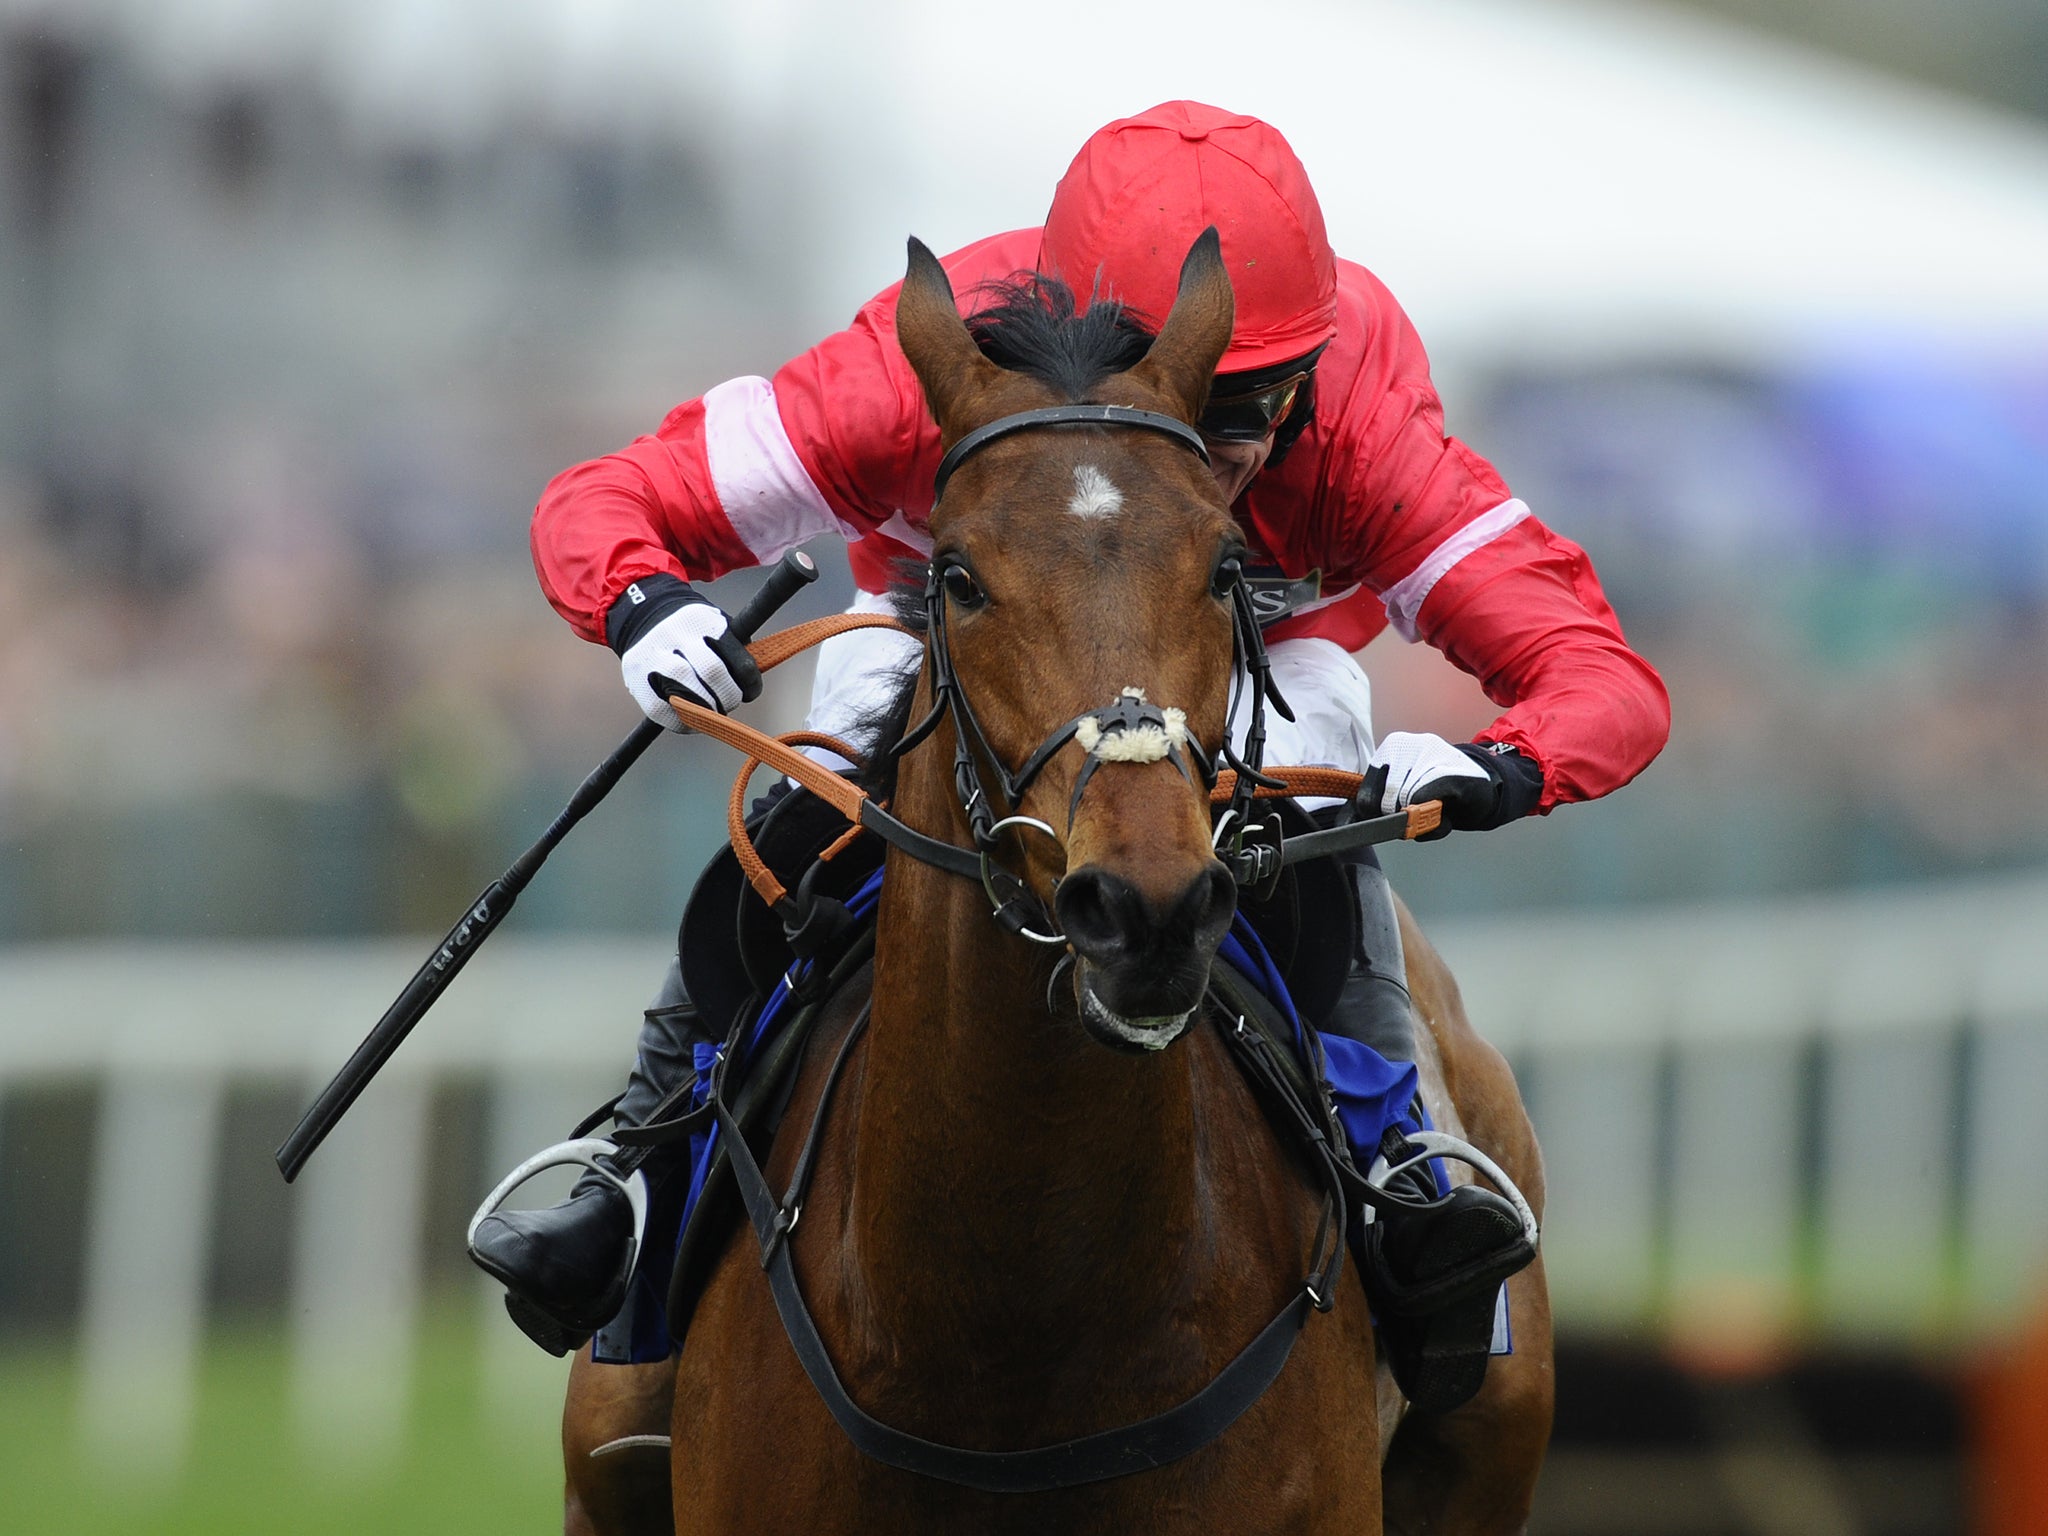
[1320,844,1537,1415]
[1326,842,1418,1064]
[468,955,699,1356]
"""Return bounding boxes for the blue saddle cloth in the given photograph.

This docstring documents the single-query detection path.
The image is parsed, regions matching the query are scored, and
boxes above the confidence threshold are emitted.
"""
[595,869,1433,1365]
[1214,920,1429,1171]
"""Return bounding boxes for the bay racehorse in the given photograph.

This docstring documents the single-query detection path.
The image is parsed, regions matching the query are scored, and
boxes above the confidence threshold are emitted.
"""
[561,231,1554,1535]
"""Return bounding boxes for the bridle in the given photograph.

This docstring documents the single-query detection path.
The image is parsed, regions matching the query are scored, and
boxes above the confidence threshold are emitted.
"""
[658,398,1422,953]
[894,401,1298,941]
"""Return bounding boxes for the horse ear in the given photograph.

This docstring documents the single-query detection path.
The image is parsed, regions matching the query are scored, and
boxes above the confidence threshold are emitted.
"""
[1126,227,1234,425]
[896,237,1002,441]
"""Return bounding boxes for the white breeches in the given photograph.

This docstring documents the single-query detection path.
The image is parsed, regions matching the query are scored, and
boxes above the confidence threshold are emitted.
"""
[803,592,1375,807]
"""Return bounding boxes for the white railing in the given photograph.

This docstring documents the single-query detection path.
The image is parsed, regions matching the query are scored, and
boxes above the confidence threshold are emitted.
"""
[6,873,2048,1471]
[1430,872,2048,1347]
[3,938,644,1476]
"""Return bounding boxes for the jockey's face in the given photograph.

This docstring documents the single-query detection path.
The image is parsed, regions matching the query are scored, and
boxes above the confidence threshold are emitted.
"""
[1203,430,1275,506]
[1196,355,1313,505]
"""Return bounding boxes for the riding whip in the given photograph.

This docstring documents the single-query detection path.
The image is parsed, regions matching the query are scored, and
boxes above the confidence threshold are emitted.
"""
[274,549,821,1183]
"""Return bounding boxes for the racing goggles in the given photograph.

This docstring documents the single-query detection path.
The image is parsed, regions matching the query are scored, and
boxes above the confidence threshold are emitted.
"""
[1198,370,1309,443]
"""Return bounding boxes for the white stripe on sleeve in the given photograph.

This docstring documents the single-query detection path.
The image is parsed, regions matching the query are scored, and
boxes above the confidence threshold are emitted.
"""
[873,506,934,557]
[1378,499,1531,643]
[703,376,854,561]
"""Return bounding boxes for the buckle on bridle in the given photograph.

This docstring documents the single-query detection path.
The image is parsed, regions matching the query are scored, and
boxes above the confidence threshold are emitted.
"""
[1215,809,1285,900]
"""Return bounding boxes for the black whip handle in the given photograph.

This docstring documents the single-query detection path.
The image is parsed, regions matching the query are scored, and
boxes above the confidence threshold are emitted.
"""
[274,550,820,1182]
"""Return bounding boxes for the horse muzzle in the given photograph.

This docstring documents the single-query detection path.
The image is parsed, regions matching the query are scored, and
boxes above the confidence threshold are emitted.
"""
[1055,861,1235,1053]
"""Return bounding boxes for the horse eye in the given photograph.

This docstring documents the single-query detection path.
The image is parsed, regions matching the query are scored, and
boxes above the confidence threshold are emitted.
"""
[942,563,986,609]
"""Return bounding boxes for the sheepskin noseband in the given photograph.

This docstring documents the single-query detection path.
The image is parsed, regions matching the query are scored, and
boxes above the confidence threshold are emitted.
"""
[1074,688,1190,764]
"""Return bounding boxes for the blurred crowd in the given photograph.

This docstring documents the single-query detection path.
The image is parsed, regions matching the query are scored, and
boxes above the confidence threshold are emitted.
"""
[1484,353,2048,887]
[0,23,829,937]
[4,19,2047,941]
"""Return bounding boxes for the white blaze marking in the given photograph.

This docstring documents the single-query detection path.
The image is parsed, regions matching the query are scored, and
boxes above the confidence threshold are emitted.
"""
[1067,463,1124,520]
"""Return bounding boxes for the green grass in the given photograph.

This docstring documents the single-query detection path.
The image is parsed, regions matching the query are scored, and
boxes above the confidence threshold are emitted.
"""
[0,1305,571,1534]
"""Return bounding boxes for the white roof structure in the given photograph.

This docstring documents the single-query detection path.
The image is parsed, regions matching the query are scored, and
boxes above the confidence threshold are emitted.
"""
[789,0,2048,364]
[18,0,2048,362]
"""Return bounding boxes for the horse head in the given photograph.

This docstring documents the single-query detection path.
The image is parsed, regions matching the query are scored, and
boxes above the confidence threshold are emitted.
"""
[895,230,1242,1053]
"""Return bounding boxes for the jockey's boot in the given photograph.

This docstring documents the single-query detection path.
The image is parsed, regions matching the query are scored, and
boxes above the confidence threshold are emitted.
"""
[467,955,697,1356]
[1321,843,1538,1415]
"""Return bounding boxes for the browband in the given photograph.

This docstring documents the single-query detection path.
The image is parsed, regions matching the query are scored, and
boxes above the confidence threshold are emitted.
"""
[933,404,1211,502]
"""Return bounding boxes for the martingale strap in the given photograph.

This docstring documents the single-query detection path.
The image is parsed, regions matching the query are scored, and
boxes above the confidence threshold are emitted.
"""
[710,994,1346,1494]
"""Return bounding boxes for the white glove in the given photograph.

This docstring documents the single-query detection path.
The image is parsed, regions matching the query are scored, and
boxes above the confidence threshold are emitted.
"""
[1364,731,1494,816]
[619,601,760,730]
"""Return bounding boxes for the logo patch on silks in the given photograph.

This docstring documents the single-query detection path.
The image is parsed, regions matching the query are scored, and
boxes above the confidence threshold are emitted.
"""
[1241,567,1323,628]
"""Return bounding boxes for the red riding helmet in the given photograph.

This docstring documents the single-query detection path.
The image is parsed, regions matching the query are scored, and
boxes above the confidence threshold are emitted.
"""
[1038,101,1339,375]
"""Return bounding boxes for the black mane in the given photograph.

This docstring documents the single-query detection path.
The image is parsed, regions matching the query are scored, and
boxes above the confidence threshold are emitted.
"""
[966,269,1319,467]
[843,578,929,801]
[965,273,1156,401]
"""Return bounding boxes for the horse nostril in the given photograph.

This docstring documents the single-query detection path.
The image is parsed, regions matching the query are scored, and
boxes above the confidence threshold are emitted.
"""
[1174,861,1238,948]
[1055,863,1237,965]
[1054,867,1140,963]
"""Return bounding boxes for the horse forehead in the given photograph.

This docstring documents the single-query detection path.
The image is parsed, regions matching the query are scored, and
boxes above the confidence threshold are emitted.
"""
[967,437,1217,544]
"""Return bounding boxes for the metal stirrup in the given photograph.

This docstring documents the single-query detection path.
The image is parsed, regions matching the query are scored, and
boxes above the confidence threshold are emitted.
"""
[465,1136,651,1282]
[1363,1128,1541,1250]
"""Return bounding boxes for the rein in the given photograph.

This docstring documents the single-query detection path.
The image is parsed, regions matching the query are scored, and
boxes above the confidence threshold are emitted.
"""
[676,401,1440,936]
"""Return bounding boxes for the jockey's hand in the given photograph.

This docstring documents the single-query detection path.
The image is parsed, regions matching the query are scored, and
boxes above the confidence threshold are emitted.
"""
[607,574,764,731]
[1362,732,1543,840]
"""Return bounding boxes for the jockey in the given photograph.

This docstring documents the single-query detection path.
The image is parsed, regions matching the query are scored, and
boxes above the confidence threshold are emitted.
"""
[471,101,1670,1414]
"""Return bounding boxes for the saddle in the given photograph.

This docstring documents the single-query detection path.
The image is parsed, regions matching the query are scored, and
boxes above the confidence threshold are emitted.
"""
[611,782,1370,1362]
[678,781,888,1047]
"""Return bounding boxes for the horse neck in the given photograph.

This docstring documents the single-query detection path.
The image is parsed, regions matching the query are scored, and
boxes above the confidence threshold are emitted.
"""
[850,750,1206,1359]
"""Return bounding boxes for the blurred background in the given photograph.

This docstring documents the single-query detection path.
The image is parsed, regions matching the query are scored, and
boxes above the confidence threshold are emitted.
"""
[4,0,2048,1530]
